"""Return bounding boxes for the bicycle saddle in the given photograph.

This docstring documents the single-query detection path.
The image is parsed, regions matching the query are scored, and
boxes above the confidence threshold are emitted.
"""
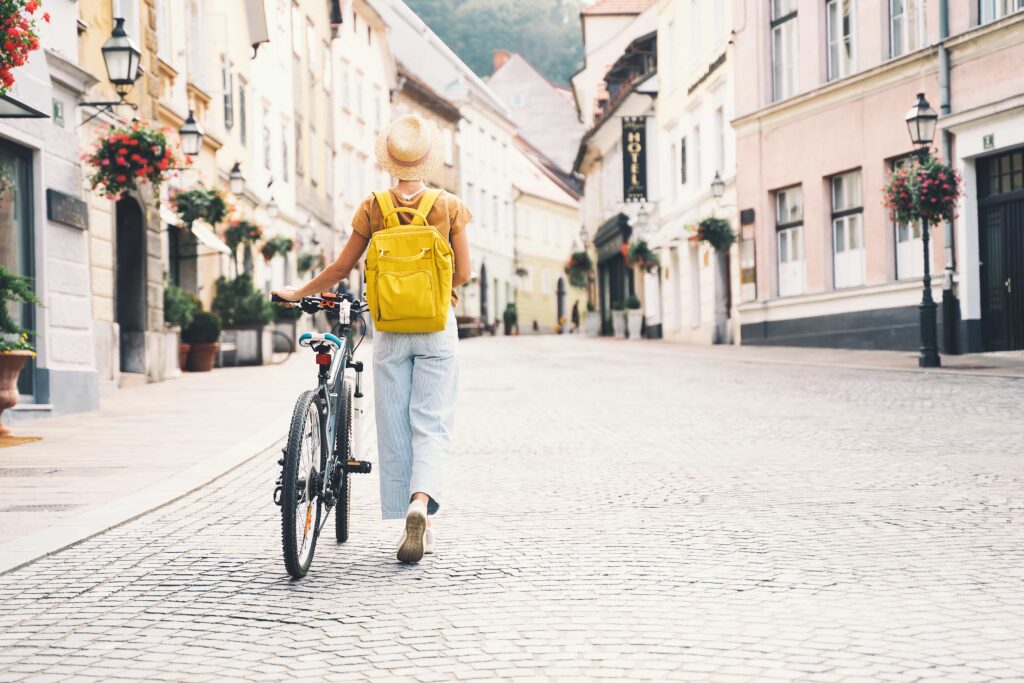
[298,332,343,350]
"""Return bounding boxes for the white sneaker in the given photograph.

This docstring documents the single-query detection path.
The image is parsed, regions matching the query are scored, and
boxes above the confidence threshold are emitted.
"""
[424,527,434,555]
[396,501,428,563]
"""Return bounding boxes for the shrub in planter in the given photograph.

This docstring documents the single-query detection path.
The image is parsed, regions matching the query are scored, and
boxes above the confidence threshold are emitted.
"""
[182,311,221,372]
[0,1,49,96]
[692,217,736,253]
[212,274,275,328]
[169,184,229,228]
[625,295,641,310]
[0,265,40,435]
[164,284,201,370]
[84,121,184,201]
[564,251,593,288]
[627,240,660,273]
[502,303,518,336]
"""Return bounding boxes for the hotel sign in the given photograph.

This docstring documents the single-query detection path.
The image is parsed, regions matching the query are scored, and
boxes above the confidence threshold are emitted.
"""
[621,116,647,203]
[46,189,89,230]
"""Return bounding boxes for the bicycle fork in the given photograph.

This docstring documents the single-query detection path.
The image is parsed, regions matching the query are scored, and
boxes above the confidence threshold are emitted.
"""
[347,359,370,470]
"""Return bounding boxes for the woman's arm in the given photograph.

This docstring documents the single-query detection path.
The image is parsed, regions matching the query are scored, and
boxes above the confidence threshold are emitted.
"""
[272,231,370,301]
[451,228,471,288]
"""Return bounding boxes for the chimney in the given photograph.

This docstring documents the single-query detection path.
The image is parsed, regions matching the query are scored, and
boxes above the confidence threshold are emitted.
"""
[493,50,511,73]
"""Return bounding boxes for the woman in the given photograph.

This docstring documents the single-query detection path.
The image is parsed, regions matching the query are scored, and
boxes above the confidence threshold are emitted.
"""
[273,114,472,563]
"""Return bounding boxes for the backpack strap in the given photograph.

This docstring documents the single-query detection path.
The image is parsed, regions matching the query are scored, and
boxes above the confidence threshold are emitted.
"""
[415,189,444,224]
[373,190,400,229]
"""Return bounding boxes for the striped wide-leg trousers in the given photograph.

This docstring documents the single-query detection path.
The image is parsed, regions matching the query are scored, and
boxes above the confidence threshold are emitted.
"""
[372,308,459,519]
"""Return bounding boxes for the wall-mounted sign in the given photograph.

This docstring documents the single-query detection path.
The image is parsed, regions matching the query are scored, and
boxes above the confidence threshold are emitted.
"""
[622,116,647,203]
[983,134,995,150]
[46,189,89,230]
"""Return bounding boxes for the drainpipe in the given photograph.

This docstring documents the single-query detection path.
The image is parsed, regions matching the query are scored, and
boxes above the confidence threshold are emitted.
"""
[938,0,959,353]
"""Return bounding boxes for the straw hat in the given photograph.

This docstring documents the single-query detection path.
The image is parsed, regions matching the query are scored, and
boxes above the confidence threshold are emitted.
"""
[375,114,443,181]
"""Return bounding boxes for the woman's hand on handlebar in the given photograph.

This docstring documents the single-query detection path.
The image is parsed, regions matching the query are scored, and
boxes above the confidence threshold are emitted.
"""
[270,287,300,306]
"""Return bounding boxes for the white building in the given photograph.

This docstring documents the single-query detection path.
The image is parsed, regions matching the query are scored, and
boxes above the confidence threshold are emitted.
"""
[652,0,739,345]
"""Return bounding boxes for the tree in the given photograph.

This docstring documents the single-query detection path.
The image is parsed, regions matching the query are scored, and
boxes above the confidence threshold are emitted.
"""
[406,0,585,86]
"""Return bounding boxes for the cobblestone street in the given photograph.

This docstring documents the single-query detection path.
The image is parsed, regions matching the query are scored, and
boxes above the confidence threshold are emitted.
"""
[2,336,1024,682]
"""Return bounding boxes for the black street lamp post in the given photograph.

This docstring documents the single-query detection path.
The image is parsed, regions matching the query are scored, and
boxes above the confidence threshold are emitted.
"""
[905,93,941,368]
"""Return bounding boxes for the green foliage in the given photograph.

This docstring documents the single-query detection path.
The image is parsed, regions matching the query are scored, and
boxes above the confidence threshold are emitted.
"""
[260,236,295,262]
[586,300,595,313]
[296,251,324,277]
[84,121,183,200]
[625,294,641,310]
[564,250,593,288]
[182,310,221,345]
[627,240,660,273]
[0,265,40,352]
[406,0,585,85]
[212,274,275,327]
[503,302,518,326]
[695,217,736,253]
[883,156,963,224]
[170,184,229,228]
[163,284,201,328]
[223,219,263,252]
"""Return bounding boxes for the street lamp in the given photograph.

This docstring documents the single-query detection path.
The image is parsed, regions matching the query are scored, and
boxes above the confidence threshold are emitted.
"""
[905,92,941,368]
[102,18,142,99]
[178,110,204,156]
[229,162,245,195]
[711,171,726,200]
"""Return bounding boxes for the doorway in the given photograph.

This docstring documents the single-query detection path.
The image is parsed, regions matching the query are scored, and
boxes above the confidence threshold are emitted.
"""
[556,276,566,324]
[978,148,1024,351]
[116,197,148,374]
[0,141,35,396]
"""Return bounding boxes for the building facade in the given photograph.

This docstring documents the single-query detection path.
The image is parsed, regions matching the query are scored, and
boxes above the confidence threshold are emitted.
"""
[732,0,1024,352]
[390,63,461,196]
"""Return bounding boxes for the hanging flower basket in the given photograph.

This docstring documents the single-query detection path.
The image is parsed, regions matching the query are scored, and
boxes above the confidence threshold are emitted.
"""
[564,250,593,288]
[260,236,296,262]
[0,0,49,96]
[690,217,736,253]
[84,121,184,201]
[223,219,263,253]
[627,239,660,273]
[296,250,325,277]
[169,184,229,228]
[883,156,963,225]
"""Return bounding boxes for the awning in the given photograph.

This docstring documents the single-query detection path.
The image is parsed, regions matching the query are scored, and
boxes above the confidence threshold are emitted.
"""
[191,220,232,254]
[593,213,630,246]
[0,48,50,118]
[159,206,183,228]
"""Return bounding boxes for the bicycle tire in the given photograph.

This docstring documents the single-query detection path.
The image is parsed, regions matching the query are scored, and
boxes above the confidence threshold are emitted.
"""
[335,380,353,544]
[281,390,326,579]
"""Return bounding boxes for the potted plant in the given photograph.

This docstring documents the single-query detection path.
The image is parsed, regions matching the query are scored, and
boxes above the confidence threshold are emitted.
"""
[691,217,737,253]
[0,1,49,97]
[260,235,296,263]
[502,302,518,336]
[84,120,184,201]
[883,155,963,225]
[584,301,599,337]
[627,239,660,273]
[182,311,221,372]
[0,266,39,436]
[169,184,229,228]
[564,251,593,289]
[223,219,263,275]
[212,274,275,365]
[610,301,626,338]
[625,294,643,340]
[163,283,200,371]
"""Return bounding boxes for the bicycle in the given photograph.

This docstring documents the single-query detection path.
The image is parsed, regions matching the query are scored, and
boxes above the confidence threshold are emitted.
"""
[271,291,372,579]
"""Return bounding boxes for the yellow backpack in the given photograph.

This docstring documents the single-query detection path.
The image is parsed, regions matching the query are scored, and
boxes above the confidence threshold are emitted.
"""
[364,188,454,333]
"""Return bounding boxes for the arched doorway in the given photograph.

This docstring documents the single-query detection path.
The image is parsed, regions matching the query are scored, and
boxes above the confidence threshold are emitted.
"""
[116,198,148,374]
[556,276,567,325]
[479,261,489,326]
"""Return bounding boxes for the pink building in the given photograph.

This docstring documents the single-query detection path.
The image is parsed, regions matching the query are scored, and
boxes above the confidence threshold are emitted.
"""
[732,0,1024,353]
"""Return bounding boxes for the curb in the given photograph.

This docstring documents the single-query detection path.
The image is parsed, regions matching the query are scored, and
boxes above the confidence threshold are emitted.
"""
[0,422,287,576]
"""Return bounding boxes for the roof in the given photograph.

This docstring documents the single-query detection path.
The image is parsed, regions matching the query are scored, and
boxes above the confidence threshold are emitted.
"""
[581,0,654,16]
[396,62,461,121]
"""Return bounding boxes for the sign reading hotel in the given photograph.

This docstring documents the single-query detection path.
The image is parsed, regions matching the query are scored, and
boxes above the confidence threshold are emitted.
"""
[621,116,647,203]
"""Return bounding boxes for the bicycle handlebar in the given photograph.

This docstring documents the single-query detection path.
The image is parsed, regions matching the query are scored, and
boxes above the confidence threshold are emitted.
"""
[271,292,368,315]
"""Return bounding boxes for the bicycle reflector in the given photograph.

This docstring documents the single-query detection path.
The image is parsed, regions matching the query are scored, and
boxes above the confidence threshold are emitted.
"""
[316,353,332,365]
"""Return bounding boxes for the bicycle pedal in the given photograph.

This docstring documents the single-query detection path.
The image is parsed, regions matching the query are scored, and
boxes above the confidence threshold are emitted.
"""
[345,460,372,474]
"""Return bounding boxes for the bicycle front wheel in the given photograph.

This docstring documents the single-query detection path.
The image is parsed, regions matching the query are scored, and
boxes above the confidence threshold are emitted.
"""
[281,390,326,578]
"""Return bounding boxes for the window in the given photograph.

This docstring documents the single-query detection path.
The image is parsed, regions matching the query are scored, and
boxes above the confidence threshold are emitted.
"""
[323,43,331,92]
[263,108,271,170]
[443,128,454,166]
[186,0,206,88]
[291,5,302,57]
[692,125,702,186]
[306,22,316,75]
[826,0,856,80]
[339,66,350,109]
[222,60,234,130]
[890,0,926,58]
[116,0,142,50]
[892,157,924,279]
[512,94,525,107]
[282,124,290,181]
[979,0,1024,23]
[295,117,303,177]
[830,170,864,288]
[354,76,363,119]
[680,136,688,185]
[238,82,247,146]
[155,0,172,61]
[775,185,805,297]
[689,0,701,65]
[771,0,799,102]
[714,107,725,173]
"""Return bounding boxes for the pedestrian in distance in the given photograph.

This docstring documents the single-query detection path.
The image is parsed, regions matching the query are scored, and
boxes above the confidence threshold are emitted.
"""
[571,300,580,333]
[273,114,473,564]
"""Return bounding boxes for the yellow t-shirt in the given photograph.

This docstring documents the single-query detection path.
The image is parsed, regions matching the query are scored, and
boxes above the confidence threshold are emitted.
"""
[351,188,472,304]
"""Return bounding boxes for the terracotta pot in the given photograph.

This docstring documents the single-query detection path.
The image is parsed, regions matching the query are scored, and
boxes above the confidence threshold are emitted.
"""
[0,351,32,437]
[178,343,191,371]
[186,342,219,372]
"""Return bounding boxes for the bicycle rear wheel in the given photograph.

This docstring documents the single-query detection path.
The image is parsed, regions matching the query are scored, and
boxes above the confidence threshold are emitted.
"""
[281,390,326,578]
[335,380,353,543]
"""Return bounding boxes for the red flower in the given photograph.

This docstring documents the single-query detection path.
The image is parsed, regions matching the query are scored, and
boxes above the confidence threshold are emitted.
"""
[43,12,50,23]
[118,147,128,155]
[116,156,127,166]
[115,175,128,182]
[26,0,39,13]
[156,158,169,170]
